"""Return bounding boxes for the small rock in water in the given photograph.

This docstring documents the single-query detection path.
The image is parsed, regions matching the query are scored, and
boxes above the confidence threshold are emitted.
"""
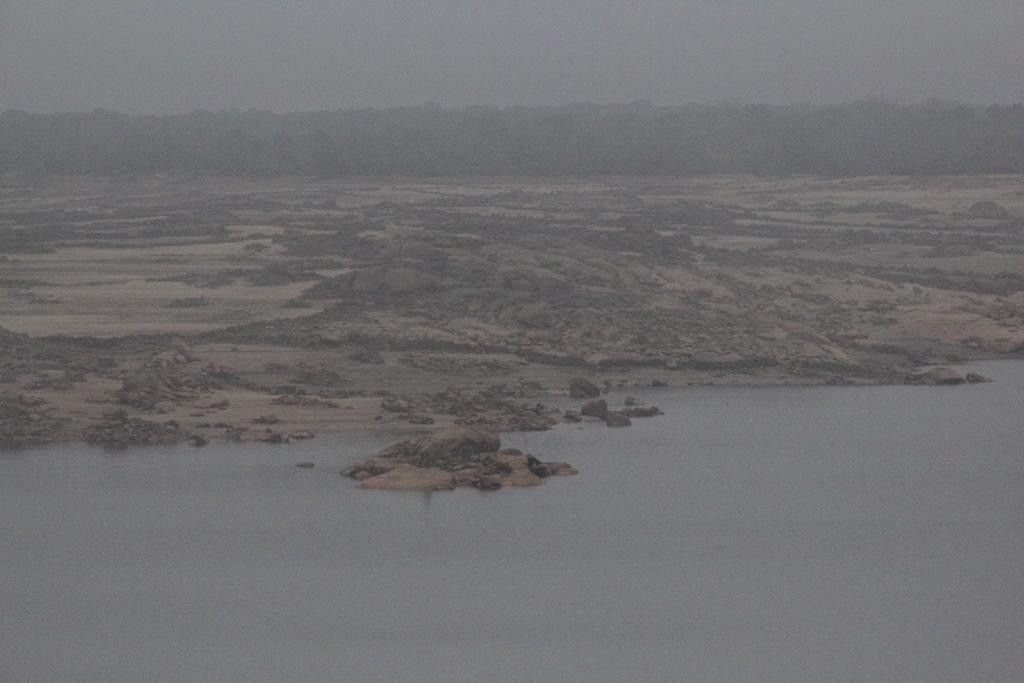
[295,461,315,469]
[622,406,663,418]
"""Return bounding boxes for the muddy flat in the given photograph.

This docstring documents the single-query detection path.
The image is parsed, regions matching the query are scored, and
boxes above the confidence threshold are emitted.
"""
[1,174,1022,449]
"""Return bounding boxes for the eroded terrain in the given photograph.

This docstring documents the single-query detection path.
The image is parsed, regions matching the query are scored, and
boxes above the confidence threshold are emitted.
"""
[1,174,1022,451]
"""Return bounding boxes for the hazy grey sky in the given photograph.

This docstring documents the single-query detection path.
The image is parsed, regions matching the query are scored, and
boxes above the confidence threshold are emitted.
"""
[2,0,1022,113]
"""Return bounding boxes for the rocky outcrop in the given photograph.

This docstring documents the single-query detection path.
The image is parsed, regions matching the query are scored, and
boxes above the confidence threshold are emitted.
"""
[341,427,576,491]
[408,427,501,467]
[905,367,966,386]
[117,354,210,411]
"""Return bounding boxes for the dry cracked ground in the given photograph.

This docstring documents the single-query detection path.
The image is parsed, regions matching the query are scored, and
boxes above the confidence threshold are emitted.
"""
[1,174,1022,452]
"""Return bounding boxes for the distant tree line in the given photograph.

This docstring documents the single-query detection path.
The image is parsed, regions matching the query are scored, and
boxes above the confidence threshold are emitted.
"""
[1,101,1022,177]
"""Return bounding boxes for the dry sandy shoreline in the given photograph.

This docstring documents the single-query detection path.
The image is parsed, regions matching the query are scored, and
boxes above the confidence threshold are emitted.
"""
[2,174,1022,452]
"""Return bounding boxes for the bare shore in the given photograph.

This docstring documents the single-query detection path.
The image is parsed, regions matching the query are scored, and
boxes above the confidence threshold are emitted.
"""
[1,174,1021,450]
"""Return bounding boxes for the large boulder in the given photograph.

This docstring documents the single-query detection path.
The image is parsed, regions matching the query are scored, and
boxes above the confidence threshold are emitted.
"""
[604,411,632,427]
[580,399,609,419]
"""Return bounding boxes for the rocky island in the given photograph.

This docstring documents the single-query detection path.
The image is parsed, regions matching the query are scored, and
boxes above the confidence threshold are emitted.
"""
[341,427,576,491]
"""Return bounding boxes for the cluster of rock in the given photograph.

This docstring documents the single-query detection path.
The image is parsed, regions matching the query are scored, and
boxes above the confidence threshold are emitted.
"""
[0,395,64,450]
[576,399,633,427]
[622,405,665,418]
[341,427,577,491]
[565,379,665,427]
[380,384,560,432]
[82,410,188,450]
[253,429,315,445]
[117,351,212,412]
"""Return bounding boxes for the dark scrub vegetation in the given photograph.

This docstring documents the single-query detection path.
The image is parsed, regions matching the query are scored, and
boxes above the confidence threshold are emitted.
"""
[2,100,1022,177]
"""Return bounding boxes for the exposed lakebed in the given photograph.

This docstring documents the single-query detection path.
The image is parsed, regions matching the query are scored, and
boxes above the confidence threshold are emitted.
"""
[2,361,1022,682]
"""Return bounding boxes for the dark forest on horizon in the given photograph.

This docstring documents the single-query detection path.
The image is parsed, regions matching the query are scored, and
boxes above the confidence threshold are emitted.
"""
[2,100,1023,177]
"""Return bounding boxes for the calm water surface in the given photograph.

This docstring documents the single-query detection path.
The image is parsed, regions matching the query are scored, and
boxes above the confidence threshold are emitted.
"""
[3,362,1023,682]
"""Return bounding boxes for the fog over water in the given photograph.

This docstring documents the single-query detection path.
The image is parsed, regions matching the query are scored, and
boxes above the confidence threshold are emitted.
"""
[2,1,1023,113]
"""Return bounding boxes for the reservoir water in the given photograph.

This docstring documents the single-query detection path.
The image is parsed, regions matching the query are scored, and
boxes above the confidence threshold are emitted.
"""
[3,362,1023,682]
